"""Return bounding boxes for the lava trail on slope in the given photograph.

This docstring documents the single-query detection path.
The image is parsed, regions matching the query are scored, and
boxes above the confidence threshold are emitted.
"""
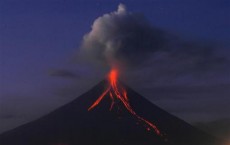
[88,68,162,136]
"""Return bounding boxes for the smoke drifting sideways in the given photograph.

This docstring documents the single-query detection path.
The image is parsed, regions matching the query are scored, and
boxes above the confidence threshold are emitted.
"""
[78,3,229,82]
[79,4,169,69]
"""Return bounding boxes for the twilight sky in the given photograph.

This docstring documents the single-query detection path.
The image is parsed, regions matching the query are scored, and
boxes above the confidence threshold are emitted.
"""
[0,0,230,139]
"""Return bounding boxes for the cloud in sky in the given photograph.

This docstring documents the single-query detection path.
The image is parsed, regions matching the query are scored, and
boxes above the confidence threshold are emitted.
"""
[48,69,77,78]
[79,4,169,68]
[79,3,229,77]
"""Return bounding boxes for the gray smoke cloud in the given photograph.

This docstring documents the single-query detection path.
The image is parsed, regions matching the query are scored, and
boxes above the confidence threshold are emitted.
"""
[79,3,228,74]
[80,4,169,68]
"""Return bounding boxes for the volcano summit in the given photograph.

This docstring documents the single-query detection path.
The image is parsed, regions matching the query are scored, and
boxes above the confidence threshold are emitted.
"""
[0,70,222,145]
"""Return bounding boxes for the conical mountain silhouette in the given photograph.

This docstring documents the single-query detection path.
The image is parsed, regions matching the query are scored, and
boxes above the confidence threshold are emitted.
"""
[0,80,222,145]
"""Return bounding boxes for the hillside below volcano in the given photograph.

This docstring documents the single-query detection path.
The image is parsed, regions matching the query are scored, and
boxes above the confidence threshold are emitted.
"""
[0,80,223,145]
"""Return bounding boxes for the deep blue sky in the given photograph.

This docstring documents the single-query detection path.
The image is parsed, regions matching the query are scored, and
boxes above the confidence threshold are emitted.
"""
[0,0,230,134]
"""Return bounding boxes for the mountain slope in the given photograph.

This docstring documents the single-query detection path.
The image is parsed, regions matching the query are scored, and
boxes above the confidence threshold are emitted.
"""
[0,80,222,145]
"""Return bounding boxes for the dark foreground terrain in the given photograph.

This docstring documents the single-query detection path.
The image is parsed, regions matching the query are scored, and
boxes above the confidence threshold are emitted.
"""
[0,80,223,145]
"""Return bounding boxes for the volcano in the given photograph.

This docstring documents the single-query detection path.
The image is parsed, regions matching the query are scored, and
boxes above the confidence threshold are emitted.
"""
[0,71,222,145]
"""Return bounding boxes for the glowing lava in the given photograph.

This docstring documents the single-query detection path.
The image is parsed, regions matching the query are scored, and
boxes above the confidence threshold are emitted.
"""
[88,68,162,136]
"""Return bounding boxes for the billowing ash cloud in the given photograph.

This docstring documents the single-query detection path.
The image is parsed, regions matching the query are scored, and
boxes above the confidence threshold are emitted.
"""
[78,3,229,85]
[79,3,228,73]
[80,4,169,67]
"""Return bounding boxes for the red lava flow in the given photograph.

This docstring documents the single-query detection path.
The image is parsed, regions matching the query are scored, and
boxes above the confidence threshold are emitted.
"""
[88,68,162,136]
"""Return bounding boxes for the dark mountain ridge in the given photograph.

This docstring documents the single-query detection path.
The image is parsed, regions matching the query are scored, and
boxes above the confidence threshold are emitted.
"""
[0,80,223,145]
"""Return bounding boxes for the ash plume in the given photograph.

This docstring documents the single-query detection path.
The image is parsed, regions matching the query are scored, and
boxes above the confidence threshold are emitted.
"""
[77,3,229,87]
[79,3,228,74]
[80,4,169,68]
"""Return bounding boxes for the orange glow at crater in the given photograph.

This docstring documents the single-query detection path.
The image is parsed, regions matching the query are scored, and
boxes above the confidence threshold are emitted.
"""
[88,68,162,136]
